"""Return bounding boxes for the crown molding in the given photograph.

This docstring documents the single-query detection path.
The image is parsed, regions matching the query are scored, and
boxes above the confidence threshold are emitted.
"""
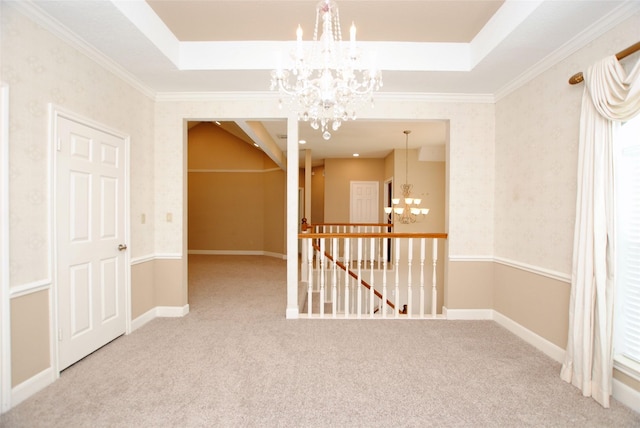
[155,90,495,104]
[494,0,640,101]
[9,0,156,100]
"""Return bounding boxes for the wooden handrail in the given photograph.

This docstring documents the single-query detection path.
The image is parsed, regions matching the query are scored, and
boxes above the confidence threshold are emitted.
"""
[300,232,448,239]
[312,243,396,311]
[307,223,394,227]
[302,222,394,232]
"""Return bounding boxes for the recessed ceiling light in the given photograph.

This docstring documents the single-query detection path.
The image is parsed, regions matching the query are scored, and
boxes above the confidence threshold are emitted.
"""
[353,153,359,157]
[299,140,306,145]
[214,121,221,126]
[253,143,259,147]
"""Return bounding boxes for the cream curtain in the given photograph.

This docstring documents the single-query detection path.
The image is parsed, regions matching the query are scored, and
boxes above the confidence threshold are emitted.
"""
[561,55,640,408]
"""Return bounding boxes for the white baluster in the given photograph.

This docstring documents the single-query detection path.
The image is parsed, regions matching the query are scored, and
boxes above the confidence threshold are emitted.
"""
[407,238,413,318]
[394,238,400,318]
[332,237,338,318]
[319,238,325,318]
[301,232,308,280]
[357,237,362,318]
[432,238,438,318]
[307,238,313,317]
[369,237,375,318]
[420,238,426,318]
[364,226,370,270]
[344,237,350,318]
[382,237,388,318]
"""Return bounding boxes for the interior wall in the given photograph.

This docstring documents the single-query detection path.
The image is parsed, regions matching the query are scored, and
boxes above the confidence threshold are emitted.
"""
[323,158,386,223]
[1,3,156,390]
[10,291,49,387]
[311,166,325,224]
[493,264,570,348]
[493,9,640,390]
[262,169,286,255]
[187,122,285,254]
[392,148,445,233]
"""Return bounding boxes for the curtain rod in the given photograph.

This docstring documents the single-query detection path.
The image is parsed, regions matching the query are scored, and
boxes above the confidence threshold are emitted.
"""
[568,41,640,84]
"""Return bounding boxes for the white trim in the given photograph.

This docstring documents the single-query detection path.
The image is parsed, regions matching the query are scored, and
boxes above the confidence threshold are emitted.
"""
[156,305,190,318]
[10,367,55,409]
[153,253,183,260]
[131,307,157,332]
[131,254,202,264]
[447,256,571,283]
[1,82,11,413]
[614,357,640,382]
[123,133,132,335]
[495,1,640,101]
[263,251,287,260]
[8,279,51,299]
[286,307,299,319]
[494,257,570,283]
[8,1,155,100]
[48,105,58,385]
[131,304,192,333]
[443,309,566,363]
[613,377,640,414]
[443,308,493,320]
[492,310,565,363]
[130,255,156,265]
[448,256,493,262]
[188,250,285,259]
[188,168,281,173]
[155,90,495,104]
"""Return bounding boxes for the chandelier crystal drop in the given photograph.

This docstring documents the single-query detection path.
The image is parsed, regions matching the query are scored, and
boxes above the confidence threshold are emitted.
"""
[270,0,383,140]
[385,130,430,224]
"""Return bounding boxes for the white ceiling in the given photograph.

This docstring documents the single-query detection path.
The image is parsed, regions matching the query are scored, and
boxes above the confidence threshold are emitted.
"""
[24,0,640,163]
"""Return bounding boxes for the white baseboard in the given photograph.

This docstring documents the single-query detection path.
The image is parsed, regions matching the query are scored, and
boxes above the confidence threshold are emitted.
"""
[11,367,54,408]
[156,304,189,317]
[446,308,640,412]
[613,377,640,413]
[286,307,299,319]
[131,307,157,332]
[188,250,286,259]
[492,310,565,363]
[444,308,565,362]
[131,305,190,332]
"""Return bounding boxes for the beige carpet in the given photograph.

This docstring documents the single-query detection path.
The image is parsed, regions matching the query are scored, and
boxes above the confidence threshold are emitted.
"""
[2,255,639,427]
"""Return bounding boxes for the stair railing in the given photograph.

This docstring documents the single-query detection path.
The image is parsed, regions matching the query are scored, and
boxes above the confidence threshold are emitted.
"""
[299,230,447,319]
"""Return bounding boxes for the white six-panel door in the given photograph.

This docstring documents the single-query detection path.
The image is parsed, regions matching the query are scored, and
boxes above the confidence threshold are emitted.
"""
[56,115,127,371]
[350,181,379,223]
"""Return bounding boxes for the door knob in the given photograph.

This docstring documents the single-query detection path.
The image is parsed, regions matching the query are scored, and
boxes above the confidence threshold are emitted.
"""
[118,244,127,251]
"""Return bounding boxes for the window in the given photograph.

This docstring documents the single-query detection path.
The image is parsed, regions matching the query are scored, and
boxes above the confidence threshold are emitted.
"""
[614,114,640,377]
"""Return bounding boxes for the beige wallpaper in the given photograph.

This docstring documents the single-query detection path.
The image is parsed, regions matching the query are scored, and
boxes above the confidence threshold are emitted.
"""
[1,5,156,287]
[494,12,640,275]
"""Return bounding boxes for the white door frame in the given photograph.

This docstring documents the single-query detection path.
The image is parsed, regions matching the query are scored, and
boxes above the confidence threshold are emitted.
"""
[50,105,131,377]
[1,83,11,413]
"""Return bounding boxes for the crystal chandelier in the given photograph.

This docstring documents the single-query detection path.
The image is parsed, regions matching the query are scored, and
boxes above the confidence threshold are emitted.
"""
[270,0,383,140]
[385,130,430,224]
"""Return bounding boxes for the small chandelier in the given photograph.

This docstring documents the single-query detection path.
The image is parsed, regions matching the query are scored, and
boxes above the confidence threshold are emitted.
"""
[385,130,430,224]
[270,0,383,140]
